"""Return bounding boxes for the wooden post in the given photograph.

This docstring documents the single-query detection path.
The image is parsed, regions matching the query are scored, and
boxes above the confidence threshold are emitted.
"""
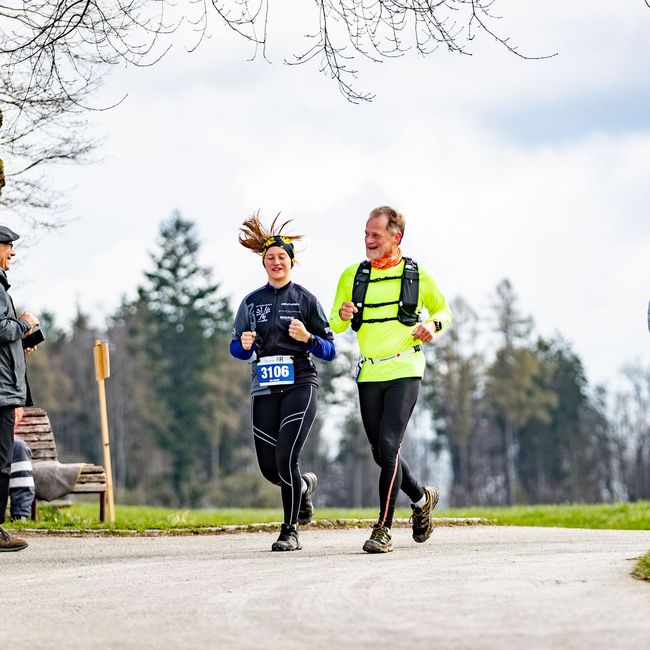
[93,340,115,524]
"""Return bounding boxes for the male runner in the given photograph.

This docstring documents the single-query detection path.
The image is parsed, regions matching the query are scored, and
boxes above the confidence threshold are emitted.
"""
[330,206,452,553]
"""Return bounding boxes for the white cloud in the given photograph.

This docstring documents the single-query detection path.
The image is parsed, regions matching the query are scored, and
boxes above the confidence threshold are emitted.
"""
[6,0,650,391]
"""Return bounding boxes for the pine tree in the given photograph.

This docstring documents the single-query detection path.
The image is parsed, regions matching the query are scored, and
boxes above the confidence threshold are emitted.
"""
[26,310,99,463]
[137,211,233,506]
[516,338,590,502]
[422,296,486,505]
[485,280,556,505]
[319,332,377,507]
[104,297,170,501]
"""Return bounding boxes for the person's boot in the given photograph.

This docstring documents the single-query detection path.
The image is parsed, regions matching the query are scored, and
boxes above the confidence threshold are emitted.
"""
[362,523,393,553]
[271,524,303,551]
[0,526,28,552]
[297,472,318,525]
[410,486,440,543]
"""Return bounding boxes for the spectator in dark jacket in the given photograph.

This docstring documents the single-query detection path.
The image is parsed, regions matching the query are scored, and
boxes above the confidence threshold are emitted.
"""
[0,226,38,552]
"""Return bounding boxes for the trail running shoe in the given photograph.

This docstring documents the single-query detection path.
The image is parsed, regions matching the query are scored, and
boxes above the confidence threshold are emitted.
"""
[298,472,318,525]
[410,486,440,543]
[0,526,28,552]
[271,524,303,552]
[362,523,393,554]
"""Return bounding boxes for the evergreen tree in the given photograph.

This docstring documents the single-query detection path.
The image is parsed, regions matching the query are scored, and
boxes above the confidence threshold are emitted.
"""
[29,309,103,464]
[104,297,170,501]
[318,331,377,507]
[485,280,556,504]
[422,296,486,505]
[137,212,233,506]
[612,363,650,500]
[577,386,616,502]
[26,310,96,462]
[516,337,611,503]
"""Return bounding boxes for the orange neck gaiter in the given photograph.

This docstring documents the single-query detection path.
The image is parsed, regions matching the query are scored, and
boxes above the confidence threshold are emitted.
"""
[370,247,403,270]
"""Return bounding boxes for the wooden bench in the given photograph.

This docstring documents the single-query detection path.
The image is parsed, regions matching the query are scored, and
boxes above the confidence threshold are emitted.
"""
[14,406,107,522]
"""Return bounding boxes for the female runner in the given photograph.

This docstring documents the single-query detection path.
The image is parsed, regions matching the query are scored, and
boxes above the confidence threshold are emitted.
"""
[230,213,335,551]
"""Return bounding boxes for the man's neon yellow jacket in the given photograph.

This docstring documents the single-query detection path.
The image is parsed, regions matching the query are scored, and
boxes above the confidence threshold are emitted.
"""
[329,259,452,382]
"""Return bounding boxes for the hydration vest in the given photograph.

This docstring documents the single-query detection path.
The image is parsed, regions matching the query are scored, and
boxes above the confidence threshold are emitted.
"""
[350,257,420,332]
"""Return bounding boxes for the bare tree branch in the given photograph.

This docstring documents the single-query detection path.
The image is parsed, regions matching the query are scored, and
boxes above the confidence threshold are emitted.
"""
[1,0,559,219]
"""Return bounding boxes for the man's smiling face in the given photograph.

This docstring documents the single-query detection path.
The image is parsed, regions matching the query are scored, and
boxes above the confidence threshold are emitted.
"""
[364,215,401,260]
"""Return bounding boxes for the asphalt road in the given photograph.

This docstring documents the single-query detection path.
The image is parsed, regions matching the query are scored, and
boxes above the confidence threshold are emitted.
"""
[4,526,650,650]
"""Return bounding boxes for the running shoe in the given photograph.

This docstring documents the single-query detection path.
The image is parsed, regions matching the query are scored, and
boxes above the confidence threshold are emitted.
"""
[297,472,318,525]
[271,524,303,552]
[410,486,440,543]
[0,526,28,552]
[362,523,393,553]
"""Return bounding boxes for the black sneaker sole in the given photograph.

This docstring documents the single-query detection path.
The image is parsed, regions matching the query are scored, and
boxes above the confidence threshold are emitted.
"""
[271,541,303,551]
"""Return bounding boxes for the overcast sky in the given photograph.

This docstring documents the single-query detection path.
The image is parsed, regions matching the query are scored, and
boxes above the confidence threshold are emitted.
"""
[3,0,649,392]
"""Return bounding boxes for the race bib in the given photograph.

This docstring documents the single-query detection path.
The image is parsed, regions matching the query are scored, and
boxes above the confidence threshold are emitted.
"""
[256,355,294,386]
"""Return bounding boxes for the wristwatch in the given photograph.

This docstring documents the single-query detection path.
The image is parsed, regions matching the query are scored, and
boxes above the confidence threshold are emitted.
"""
[307,335,317,348]
[432,320,442,332]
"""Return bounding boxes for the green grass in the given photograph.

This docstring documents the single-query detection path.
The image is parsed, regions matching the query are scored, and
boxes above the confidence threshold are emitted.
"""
[435,501,650,530]
[632,551,650,581]
[12,504,403,532]
[7,500,650,532]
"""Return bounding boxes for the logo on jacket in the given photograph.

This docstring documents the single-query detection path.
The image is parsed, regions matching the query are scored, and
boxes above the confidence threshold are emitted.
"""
[255,304,272,323]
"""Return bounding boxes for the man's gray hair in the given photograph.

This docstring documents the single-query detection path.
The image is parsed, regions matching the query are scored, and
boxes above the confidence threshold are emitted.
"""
[369,206,405,237]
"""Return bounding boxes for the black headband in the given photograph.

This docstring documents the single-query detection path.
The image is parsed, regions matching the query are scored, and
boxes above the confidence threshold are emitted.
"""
[262,236,296,266]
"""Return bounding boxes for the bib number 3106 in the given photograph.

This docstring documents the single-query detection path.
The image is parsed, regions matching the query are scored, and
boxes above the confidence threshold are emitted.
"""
[256,356,294,386]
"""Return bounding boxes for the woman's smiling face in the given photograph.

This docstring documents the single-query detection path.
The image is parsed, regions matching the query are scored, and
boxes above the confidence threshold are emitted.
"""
[263,246,292,286]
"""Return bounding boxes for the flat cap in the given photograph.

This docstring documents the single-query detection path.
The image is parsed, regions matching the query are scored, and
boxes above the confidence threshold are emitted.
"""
[0,225,20,243]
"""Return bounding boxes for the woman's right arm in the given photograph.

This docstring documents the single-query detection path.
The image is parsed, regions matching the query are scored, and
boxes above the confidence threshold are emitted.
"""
[230,299,255,360]
[230,338,254,360]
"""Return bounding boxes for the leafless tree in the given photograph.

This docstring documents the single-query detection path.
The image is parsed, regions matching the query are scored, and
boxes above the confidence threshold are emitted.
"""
[612,363,650,500]
[195,0,556,102]
[3,1,555,105]
[1,0,555,219]
[0,83,98,226]
[0,0,166,221]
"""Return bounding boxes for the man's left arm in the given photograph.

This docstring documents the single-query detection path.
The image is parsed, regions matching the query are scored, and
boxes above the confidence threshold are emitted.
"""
[411,266,452,342]
[0,292,31,343]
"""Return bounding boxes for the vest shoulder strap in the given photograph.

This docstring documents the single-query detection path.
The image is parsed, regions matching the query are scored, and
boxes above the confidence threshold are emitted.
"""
[350,257,420,331]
